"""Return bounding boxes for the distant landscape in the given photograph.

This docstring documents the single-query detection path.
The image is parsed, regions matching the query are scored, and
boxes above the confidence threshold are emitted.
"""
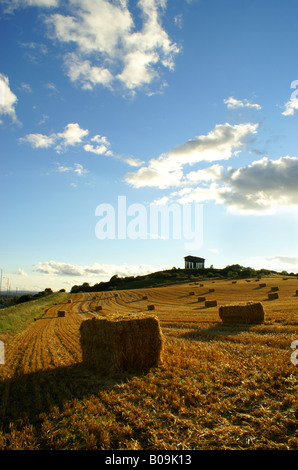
[0,267,297,450]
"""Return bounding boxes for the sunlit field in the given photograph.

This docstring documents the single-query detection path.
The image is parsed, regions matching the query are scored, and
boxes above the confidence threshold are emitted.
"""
[0,277,297,450]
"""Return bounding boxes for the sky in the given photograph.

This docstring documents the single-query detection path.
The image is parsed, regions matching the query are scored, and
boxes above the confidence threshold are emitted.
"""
[1,0,298,293]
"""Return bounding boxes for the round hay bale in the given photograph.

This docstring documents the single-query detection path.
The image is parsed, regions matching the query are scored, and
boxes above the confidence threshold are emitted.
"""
[200,284,204,287]
[268,292,279,300]
[67,299,72,303]
[271,287,279,292]
[198,296,206,302]
[259,283,266,288]
[205,300,217,307]
[79,314,164,374]
[296,290,298,296]
[147,304,155,311]
[209,288,215,292]
[189,291,195,296]
[219,302,265,324]
[232,281,237,284]
[142,295,148,300]
[95,305,102,311]
[57,310,65,317]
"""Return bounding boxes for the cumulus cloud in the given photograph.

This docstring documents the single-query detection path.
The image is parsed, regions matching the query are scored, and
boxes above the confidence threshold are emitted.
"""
[175,155,298,214]
[34,260,169,278]
[20,132,56,148]
[20,122,89,152]
[44,0,180,93]
[0,73,18,123]
[224,96,262,110]
[125,122,258,188]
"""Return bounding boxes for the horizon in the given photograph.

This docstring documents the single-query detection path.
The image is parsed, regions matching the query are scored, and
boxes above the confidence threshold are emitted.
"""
[1,0,298,292]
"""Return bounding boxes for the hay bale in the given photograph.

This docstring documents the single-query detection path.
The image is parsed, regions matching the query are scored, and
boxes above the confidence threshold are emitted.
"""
[67,299,72,303]
[95,305,102,311]
[232,281,237,284]
[57,310,65,317]
[271,286,279,292]
[268,292,279,300]
[209,288,215,292]
[189,291,195,296]
[198,296,206,302]
[147,304,155,311]
[259,283,266,288]
[246,280,251,282]
[296,290,298,296]
[142,295,148,300]
[219,302,265,324]
[205,300,217,307]
[200,284,204,287]
[79,315,164,373]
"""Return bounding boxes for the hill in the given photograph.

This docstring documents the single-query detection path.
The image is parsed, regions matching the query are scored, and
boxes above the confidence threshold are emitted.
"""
[70,264,297,293]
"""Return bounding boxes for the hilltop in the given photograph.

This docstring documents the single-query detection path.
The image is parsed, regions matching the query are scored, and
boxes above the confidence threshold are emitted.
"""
[70,264,297,293]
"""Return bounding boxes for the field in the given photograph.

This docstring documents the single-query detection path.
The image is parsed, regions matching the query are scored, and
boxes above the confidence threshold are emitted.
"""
[0,277,297,450]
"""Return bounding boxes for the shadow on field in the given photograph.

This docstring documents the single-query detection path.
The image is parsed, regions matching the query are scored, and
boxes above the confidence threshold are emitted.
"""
[0,362,144,430]
[181,322,255,342]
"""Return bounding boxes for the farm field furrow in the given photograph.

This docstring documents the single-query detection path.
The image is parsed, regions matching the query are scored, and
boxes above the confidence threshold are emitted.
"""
[0,277,297,450]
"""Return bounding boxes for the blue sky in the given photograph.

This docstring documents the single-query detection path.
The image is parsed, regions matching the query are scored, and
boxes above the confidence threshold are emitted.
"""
[1,0,298,292]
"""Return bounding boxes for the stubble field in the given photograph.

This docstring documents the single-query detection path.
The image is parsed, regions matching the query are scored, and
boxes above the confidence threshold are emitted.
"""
[0,277,297,450]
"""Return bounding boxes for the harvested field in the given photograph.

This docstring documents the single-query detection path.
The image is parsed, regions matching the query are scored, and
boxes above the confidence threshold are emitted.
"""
[0,278,297,450]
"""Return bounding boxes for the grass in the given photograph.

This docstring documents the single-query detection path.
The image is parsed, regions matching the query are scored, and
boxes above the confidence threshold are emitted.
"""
[0,292,69,340]
[0,279,297,450]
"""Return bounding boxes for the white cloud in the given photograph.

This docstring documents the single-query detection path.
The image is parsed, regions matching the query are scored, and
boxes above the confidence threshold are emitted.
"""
[15,268,28,276]
[174,155,298,214]
[2,0,59,12]
[241,256,298,273]
[0,73,18,123]
[63,53,114,90]
[56,122,89,150]
[20,122,89,152]
[44,0,180,93]
[122,157,145,167]
[56,162,88,176]
[186,164,224,183]
[224,96,262,110]
[20,132,56,148]
[84,143,109,155]
[282,98,298,116]
[18,82,32,93]
[73,162,88,176]
[20,124,141,168]
[34,260,168,278]
[125,122,258,188]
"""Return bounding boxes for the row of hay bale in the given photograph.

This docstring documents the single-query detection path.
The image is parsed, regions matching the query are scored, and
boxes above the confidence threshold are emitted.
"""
[79,300,266,374]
